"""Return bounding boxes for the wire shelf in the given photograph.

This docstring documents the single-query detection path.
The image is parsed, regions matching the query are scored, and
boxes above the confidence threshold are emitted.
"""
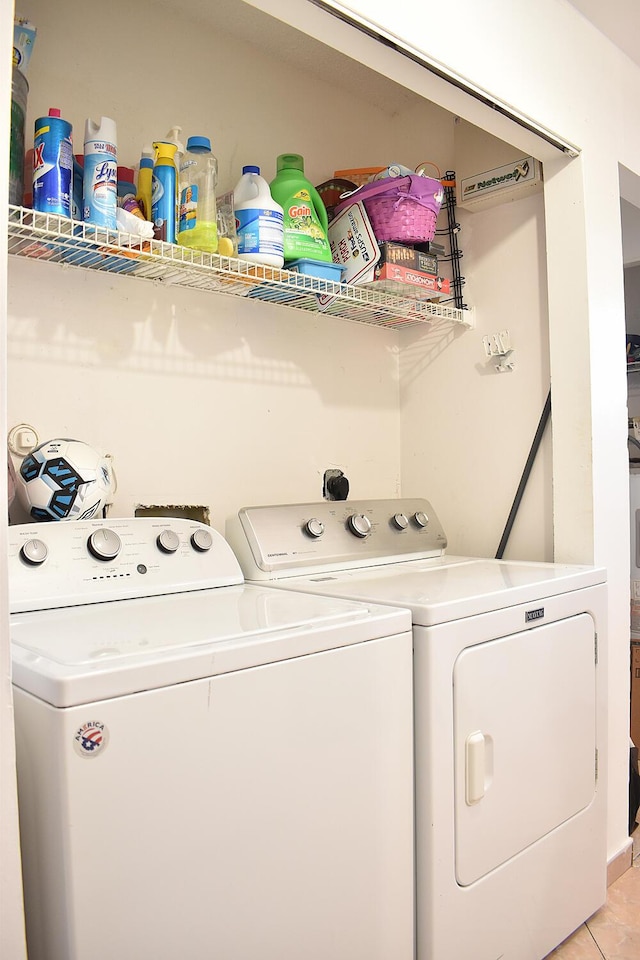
[7,205,474,330]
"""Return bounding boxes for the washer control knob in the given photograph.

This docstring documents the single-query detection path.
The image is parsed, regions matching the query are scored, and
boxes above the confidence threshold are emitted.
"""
[191,528,213,552]
[347,513,372,538]
[157,529,180,554]
[20,538,48,566]
[392,513,409,531]
[413,511,429,528]
[304,518,325,539]
[88,528,122,561]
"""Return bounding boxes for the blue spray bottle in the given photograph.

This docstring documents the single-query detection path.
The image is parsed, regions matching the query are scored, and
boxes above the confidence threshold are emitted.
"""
[33,108,73,217]
[151,141,177,242]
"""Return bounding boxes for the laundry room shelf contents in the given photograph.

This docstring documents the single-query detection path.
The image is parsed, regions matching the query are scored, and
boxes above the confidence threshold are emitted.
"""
[6,205,474,330]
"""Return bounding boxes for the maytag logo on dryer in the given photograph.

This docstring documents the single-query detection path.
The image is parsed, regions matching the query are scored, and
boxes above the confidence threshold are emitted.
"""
[525,607,545,623]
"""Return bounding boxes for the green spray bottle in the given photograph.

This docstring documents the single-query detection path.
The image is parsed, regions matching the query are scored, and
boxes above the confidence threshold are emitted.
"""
[269,154,331,263]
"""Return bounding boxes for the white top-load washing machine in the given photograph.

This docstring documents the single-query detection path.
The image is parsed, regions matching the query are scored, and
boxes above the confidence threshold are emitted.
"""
[227,498,609,960]
[9,517,414,960]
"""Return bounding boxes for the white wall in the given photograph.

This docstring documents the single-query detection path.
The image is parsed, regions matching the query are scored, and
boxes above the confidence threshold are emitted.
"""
[401,190,552,560]
[7,258,404,524]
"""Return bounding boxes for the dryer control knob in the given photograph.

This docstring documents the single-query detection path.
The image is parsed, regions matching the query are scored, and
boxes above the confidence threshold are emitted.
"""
[304,518,325,539]
[157,529,180,554]
[392,513,409,531]
[88,528,122,561]
[20,538,48,566]
[413,511,429,528]
[347,513,372,538]
[191,528,213,552]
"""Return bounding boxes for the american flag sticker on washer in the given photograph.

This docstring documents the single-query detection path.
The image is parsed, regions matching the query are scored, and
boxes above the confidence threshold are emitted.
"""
[73,721,109,758]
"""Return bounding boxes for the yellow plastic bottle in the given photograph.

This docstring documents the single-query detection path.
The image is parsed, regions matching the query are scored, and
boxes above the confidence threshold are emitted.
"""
[136,151,153,221]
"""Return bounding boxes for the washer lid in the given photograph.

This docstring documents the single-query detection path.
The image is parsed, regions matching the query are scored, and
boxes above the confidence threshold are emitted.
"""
[11,584,411,707]
[277,556,607,625]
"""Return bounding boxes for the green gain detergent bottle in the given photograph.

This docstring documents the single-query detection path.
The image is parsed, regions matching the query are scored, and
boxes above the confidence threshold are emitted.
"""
[269,154,331,263]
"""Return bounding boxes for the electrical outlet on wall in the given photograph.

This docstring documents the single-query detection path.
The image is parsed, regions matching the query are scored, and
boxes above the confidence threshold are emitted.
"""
[323,469,350,501]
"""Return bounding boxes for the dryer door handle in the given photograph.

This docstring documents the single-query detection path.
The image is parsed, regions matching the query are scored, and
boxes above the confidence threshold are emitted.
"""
[465,730,487,805]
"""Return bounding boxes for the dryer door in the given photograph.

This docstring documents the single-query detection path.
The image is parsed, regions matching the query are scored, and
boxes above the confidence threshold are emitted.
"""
[453,613,596,886]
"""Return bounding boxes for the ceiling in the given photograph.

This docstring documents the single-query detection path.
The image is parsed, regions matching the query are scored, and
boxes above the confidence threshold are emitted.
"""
[567,0,640,68]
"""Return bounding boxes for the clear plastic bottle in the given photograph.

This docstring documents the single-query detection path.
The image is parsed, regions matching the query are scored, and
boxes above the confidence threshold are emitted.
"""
[177,136,218,253]
[233,164,284,268]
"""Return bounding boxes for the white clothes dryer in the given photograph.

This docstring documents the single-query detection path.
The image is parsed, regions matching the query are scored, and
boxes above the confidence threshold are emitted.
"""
[227,498,608,960]
[9,517,414,960]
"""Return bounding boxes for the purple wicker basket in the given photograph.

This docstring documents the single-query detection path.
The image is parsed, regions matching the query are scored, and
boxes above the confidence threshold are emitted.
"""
[334,174,444,244]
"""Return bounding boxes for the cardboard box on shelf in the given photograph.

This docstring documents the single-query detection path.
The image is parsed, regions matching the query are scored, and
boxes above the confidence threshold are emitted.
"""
[367,262,451,300]
[378,241,438,276]
[631,643,640,750]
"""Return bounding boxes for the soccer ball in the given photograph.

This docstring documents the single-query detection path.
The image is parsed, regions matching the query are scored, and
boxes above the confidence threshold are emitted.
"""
[16,438,114,522]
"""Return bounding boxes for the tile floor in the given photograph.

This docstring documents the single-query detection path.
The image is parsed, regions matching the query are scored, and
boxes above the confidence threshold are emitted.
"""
[545,826,640,959]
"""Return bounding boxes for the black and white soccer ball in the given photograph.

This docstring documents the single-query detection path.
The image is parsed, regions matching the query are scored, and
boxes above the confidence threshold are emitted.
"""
[16,438,114,522]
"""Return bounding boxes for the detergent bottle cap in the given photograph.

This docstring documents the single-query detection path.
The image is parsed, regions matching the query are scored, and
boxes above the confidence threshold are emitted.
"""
[153,140,178,164]
[276,153,304,173]
[242,165,260,175]
[48,108,61,118]
[117,166,136,184]
[186,136,212,153]
[139,157,153,170]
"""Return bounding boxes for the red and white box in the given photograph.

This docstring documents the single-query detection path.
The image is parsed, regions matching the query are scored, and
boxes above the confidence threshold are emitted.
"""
[367,262,451,300]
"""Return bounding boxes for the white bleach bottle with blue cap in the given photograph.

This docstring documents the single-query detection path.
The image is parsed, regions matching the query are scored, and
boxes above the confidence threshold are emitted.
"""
[233,165,284,268]
[83,116,117,229]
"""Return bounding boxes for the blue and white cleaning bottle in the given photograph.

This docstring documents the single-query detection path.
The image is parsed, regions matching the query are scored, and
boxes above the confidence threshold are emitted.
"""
[233,165,284,268]
[83,116,117,229]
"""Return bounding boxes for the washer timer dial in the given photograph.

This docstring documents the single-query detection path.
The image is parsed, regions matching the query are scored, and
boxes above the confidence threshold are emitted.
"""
[413,511,429,528]
[88,528,122,561]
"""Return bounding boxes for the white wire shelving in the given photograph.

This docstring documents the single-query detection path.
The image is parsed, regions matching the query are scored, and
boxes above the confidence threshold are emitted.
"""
[7,205,474,330]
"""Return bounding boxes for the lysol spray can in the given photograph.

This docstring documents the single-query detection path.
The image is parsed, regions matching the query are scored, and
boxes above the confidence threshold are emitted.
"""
[33,108,73,217]
[83,116,117,229]
[151,140,178,242]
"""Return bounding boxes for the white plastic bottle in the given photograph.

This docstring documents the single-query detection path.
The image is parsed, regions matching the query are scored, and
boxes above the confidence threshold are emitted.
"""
[233,165,284,268]
[177,136,218,253]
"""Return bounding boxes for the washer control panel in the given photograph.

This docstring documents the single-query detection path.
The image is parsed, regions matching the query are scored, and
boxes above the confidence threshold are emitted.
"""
[226,498,447,579]
[8,517,242,613]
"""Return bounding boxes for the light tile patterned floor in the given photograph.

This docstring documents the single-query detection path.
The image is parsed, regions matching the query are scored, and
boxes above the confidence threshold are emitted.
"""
[545,828,640,959]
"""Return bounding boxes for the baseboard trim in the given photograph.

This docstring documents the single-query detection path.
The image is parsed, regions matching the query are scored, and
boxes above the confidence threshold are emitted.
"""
[607,838,633,886]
